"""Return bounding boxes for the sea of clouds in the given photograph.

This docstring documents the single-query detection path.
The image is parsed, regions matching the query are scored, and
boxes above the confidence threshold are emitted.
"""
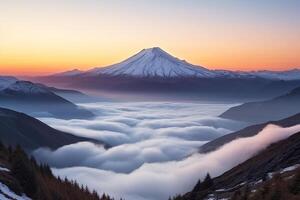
[51,124,300,200]
[33,101,269,199]
[39,102,245,146]
[36,102,245,172]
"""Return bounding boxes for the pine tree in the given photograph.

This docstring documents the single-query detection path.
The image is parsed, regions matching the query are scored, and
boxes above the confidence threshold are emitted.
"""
[192,179,202,192]
[0,141,5,151]
[289,168,300,195]
[201,173,214,190]
[10,145,38,198]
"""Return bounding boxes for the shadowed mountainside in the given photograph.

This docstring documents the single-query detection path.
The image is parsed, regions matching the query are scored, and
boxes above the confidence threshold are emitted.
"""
[175,131,300,200]
[0,143,114,200]
[0,107,101,151]
[220,86,300,123]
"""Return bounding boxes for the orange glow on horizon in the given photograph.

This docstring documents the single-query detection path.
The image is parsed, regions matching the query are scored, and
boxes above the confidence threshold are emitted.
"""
[1,45,300,76]
[1,1,300,76]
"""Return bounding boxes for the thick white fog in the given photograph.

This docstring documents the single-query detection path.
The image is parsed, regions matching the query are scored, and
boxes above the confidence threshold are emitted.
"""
[51,124,300,200]
[39,102,245,146]
[35,101,281,200]
[36,102,245,173]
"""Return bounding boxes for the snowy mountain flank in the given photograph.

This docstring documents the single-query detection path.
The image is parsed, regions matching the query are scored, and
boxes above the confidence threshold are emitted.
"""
[53,47,300,80]
[88,47,217,78]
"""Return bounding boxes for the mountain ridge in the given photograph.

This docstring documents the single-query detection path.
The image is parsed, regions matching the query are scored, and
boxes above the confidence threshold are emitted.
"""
[0,77,95,119]
[27,48,300,101]
[82,47,217,78]
[0,107,100,151]
[51,47,300,80]
[220,86,300,123]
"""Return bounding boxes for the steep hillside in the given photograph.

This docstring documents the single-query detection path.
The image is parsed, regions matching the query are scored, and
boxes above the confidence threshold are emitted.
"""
[0,107,99,151]
[175,132,300,200]
[0,143,113,200]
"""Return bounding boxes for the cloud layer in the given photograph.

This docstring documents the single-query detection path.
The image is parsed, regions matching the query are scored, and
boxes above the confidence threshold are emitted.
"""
[39,102,245,146]
[36,102,245,172]
[34,102,253,199]
[52,124,300,200]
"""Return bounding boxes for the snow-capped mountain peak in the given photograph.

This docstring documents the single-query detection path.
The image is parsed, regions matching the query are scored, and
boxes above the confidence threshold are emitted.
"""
[3,81,51,94]
[87,47,217,78]
[0,76,54,95]
[48,47,300,80]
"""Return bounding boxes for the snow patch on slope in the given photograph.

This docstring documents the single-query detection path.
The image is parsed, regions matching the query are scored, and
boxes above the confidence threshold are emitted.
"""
[0,167,10,172]
[0,182,31,200]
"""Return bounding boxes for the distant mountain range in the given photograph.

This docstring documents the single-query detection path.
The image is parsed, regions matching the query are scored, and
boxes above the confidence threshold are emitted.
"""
[30,47,300,101]
[0,76,94,119]
[220,86,300,123]
[0,107,98,151]
[51,47,300,80]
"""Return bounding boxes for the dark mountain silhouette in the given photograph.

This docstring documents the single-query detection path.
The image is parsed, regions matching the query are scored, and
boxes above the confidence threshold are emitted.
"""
[0,107,100,151]
[220,86,300,123]
[31,73,300,101]
[0,143,113,200]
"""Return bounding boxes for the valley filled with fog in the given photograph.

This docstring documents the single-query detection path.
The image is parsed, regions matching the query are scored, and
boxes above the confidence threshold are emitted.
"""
[29,101,300,200]
[33,101,248,199]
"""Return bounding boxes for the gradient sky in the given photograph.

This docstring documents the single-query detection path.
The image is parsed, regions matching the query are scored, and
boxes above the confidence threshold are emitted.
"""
[1,0,300,75]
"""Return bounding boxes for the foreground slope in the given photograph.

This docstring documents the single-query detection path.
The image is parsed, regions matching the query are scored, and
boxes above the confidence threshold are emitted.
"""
[0,143,113,200]
[0,107,98,151]
[220,86,300,123]
[177,132,300,200]
[213,132,300,188]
